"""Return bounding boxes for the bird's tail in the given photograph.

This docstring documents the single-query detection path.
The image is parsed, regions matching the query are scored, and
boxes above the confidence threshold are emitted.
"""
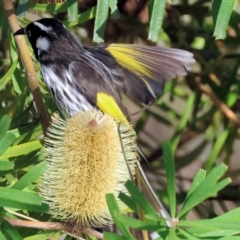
[135,161,171,225]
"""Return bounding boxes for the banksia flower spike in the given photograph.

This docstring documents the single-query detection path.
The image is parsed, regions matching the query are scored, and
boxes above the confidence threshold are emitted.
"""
[39,110,137,227]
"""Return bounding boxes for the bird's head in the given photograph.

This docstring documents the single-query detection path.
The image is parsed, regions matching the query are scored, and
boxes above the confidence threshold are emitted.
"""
[14,18,79,62]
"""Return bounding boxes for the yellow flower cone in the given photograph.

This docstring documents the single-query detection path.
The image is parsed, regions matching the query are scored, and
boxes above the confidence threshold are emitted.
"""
[39,110,137,226]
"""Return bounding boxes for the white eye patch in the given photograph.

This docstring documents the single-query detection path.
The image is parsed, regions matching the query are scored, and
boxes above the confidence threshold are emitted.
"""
[36,37,50,51]
[33,22,52,32]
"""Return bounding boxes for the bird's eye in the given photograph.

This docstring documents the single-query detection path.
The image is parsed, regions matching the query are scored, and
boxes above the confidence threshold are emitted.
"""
[27,30,31,37]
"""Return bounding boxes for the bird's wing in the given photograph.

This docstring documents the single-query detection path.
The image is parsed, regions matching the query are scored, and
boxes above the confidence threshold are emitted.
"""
[69,58,130,123]
[106,44,195,101]
[84,44,194,105]
[83,45,157,105]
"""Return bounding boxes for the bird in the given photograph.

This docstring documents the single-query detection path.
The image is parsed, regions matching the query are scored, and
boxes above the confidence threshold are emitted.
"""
[14,18,195,216]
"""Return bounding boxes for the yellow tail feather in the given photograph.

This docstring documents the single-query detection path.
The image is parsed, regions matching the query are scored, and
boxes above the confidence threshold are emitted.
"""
[97,92,128,124]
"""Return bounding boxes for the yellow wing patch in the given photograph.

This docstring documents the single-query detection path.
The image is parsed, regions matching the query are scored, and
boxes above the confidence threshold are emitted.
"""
[97,92,128,124]
[106,44,152,78]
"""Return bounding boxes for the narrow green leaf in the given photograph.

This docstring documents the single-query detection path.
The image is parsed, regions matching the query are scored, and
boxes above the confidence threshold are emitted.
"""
[24,233,60,240]
[0,99,17,120]
[12,66,25,94]
[168,227,177,240]
[179,219,240,237]
[226,91,238,108]
[157,100,181,120]
[0,218,22,240]
[109,0,120,18]
[67,0,78,23]
[16,0,29,19]
[12,121,41,146]
[118,214,162,231]
[180,164,229,217]
[118,192,137,213]
[0,188,42,205]
[93,0,109,43]
[0,140,42,160]
[14,151,39,171]
[205,129,229,170]
[212,0,235,39]
[0,115,12,141]
[9,34,18,61]
[177,228,199,240]
[125,180,158,217]
[86,235,98,240]
[197,227,239,238]
[144,214,167,223]
[154,236,164,240]
[0,231,7,240]
[145,109,172,126]
[0,58,18,91]
[185,169,206,199]
[12,162,47,190]
[180,178,231,217]
[106,194,134,239]
[63,7,96,27]
[162,141,176,218]
[1,199,48,212]
[171,94,195,152]
[11,102,33,129]
[148,0,167,42]
[30,2,68,12]
[104,232,130,240]
[213,207,240,222]
[196,224,240,237]
[9,119,39,139]
[219,237,240,240]
[199,164,228,188]
[0,161,14,172]
[0,133,16,156]
[134,112,147,134]
[0,188,48,212]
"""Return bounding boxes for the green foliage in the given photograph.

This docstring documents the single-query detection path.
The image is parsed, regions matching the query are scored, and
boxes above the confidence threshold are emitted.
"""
[0,0,239,239]
[106,142,238,239]
[162,141,176,218]
[93,0,109,43]
[148,0,167,42]
[212,0,235,39]
[67,0,78,22]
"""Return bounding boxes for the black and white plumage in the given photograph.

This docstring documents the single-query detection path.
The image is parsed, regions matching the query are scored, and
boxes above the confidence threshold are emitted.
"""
[14,18,194,118]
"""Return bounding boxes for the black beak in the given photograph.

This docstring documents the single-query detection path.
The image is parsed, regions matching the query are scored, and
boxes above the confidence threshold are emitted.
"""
[14,28,26,36]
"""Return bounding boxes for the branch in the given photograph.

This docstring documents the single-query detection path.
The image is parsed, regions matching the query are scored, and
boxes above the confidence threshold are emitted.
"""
[4,217,104,240]
[2,0,50,134]
[193,77,240,127]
